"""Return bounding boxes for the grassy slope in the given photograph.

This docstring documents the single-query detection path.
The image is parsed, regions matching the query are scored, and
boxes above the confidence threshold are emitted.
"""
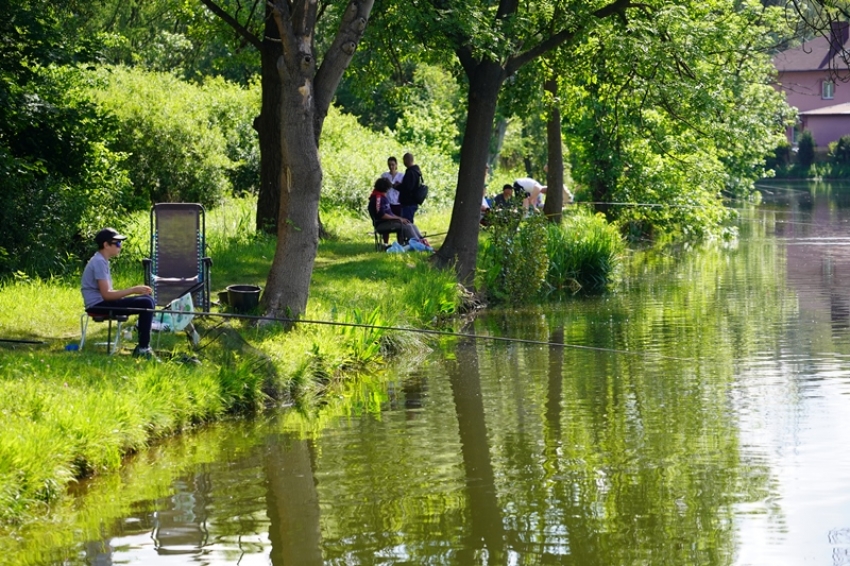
[0,198,461,528]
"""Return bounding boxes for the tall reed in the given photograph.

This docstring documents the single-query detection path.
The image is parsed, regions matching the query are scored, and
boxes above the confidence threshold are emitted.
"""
[545,208,625,293]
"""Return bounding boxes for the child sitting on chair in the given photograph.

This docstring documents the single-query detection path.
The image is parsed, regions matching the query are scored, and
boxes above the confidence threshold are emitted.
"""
[81,228,157,359]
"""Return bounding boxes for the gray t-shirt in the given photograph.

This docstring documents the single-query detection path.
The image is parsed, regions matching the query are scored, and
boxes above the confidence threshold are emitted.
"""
[81,252,111,308]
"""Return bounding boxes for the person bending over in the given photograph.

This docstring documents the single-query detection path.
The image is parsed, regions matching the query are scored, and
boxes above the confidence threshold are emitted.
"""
[369,177,427,246]
[81,228,157,359]
[513,177,544,208]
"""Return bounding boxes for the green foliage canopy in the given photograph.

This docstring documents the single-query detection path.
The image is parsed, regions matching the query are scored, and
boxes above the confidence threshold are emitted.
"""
[560,1,793,241]
[0,1,132,277]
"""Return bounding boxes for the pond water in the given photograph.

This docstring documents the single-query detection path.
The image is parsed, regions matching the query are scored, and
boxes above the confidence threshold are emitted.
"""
[10,180,850,566]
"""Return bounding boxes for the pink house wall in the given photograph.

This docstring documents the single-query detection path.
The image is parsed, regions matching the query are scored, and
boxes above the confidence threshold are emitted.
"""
[776,70,850,113]
[800,115,850,147]
[773,26,850,146]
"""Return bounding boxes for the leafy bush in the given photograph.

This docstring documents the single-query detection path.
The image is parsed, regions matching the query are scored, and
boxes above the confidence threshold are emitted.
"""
[546,209,624,293]
[797,130,816,171]
[1,66,132,277]
[478,207,550,304]
[85,66,258,209]
[766,140,793,173]
[394,64,462,160]
[830,134,850,165]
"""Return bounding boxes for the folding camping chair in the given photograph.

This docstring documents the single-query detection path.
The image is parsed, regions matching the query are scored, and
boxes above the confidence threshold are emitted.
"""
[142,203,212,346]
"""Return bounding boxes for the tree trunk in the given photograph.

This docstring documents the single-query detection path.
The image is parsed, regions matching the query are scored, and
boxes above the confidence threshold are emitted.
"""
[432,61,504,287]
[543,76,564,223]
[261,0,374,320]
[262,82,322,320]
[255,11,285,235]
[489,118,509,171]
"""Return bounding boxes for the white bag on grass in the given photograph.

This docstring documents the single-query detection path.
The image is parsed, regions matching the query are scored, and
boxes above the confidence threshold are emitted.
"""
[170,293,195,332]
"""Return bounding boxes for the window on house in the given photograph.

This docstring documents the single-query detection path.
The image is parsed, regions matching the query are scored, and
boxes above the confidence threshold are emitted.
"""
[823,80,835,100]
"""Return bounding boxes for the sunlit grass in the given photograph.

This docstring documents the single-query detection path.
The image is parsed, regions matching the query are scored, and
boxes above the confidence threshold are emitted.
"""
[0,196,463,527]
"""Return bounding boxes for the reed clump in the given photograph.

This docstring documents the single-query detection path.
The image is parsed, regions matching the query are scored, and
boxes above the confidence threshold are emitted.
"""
[478,206,623,302]
[546,208,625,293]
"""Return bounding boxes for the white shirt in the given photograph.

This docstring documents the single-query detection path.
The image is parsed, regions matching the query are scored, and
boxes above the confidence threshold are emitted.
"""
[381,171,404,205]
[514,177,543,192]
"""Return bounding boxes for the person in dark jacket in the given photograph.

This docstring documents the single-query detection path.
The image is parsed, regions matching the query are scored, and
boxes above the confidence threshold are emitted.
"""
[398,152,423,222]
[494,184,516,208]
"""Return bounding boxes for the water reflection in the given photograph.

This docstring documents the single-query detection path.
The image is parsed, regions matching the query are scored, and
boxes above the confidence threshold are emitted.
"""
[9,181,850,565]
[446,335,505,564]
[265,435,322,565]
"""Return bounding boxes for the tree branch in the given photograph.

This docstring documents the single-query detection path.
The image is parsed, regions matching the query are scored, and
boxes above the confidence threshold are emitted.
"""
[507,0,644,75]
[314,0,377,135]
[198,0,263,50]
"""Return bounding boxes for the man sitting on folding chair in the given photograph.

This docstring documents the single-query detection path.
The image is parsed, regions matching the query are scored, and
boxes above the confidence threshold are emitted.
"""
[81,228,157,359]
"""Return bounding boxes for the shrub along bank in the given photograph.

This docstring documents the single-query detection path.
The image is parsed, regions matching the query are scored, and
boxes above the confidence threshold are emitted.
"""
[479,206,625,302]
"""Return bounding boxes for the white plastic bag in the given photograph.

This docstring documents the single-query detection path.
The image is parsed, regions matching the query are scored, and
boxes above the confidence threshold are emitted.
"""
[170,293,195,331]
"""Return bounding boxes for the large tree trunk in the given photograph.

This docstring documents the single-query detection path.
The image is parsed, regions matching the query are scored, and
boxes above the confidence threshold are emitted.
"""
[255,11,285,235]
[432,61,504,287]
[262,74,322,320]
[261,0,374,320]
[543,76,565,223]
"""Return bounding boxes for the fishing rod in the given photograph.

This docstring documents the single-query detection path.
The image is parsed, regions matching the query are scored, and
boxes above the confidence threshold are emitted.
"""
[109,305,695,362]
[0,338,45,344]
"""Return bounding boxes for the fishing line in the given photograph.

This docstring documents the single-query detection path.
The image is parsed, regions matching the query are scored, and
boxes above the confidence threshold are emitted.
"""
[573,201,707,209]
[568,196,849,229]
[114,306,695,362]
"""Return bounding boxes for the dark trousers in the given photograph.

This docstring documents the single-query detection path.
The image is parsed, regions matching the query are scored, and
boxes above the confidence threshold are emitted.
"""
[374,220,422,244]
[401,205,418,223]
[87,295,156,348]
[384,205,404,242]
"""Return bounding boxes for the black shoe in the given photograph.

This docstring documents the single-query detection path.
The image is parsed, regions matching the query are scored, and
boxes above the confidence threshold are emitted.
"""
[132,345,160,361]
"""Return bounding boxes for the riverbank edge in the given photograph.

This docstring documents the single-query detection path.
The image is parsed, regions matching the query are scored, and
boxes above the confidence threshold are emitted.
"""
[0,203,622,533]
[0,239,473,534]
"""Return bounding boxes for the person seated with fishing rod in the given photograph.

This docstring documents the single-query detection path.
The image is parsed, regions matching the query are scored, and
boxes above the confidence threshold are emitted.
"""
[368,177,430,248]
[494,184,518,208]
[81,228,157,359]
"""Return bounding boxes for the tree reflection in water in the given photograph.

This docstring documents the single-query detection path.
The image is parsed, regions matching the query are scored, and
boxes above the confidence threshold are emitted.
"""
[446,335,505,564]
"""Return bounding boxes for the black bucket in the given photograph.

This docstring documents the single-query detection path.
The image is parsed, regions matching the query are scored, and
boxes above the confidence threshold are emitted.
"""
[226,284,261,313]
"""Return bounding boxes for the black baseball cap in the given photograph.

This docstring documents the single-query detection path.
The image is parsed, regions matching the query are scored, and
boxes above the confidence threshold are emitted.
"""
[95,228,128,246]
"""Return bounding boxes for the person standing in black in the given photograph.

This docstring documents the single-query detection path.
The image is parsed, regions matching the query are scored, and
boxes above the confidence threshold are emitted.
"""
[398,152,422,223]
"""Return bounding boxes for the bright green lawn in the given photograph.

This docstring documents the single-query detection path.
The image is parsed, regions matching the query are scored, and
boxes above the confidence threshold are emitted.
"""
[0,197,461,527]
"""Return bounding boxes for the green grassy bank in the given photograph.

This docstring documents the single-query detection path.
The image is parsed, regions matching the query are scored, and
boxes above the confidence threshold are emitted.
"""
[0,197,622,532]
[0,198,462,529]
